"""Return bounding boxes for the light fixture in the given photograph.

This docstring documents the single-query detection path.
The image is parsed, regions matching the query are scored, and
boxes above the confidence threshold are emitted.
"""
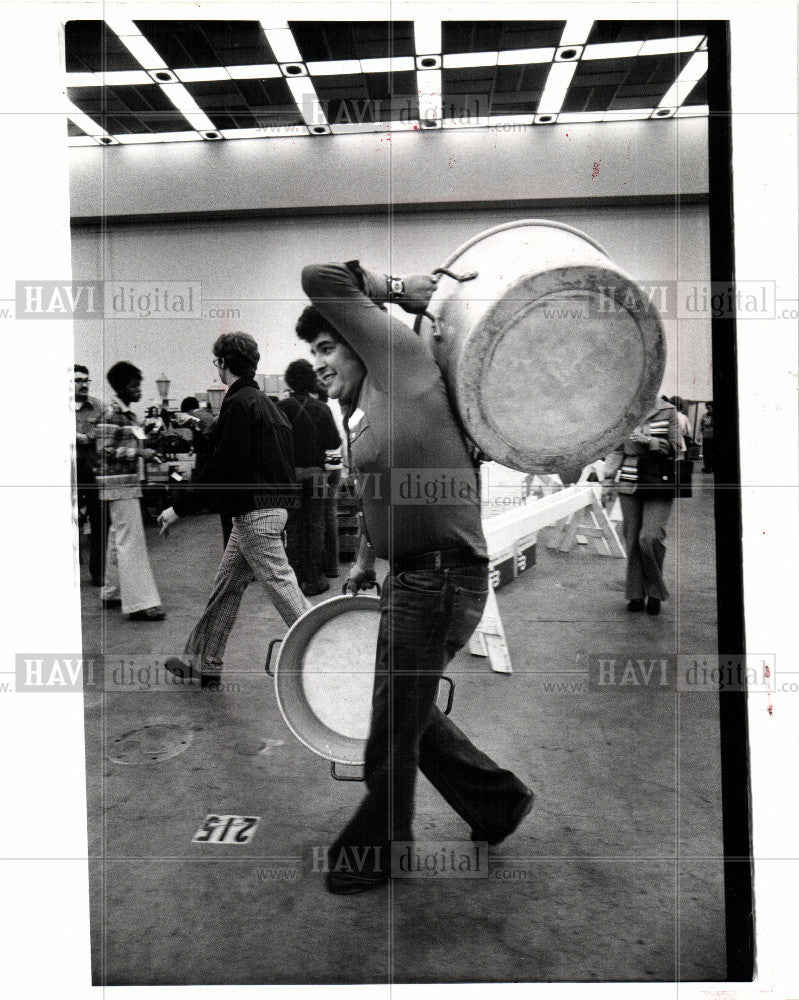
[308,124,331,135]
[583,41,643,60]
[555,46,583,62]
[280,62,308,77]
[306,59,361,76]
[226,63,282,80]
[285,76,328,127]
[261,23,303,63]
[155,374,171,403]
[149,69,177,84]
[416,54,442,70]
[497,48,554,65]
[114,131,202,144]
[104,17,168,70]
[651,107,675,119]
[639,36,705,57]
[443,51,498,69]
[659,50,708,108]
[360,56,415,73]
[414,20,441,56]
[417,68,442,125]
[175,67,230,83]
[559,18,594,47]
[535,113,558,124]
[201,130,223,140]
[537,61,578,115]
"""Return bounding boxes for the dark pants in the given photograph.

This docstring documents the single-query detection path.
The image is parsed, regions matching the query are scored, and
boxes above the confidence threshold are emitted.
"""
[619,493,674,601]
[220,513,233,549]
[322,469,341,576]
[286,468,327,592]
[702,437,714,473]
[329,564,529,875]
[78,483,108,585]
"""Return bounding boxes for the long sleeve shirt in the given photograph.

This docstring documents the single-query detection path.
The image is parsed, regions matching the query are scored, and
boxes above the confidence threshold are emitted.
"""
[174,377,298,518]
[301,261,486,563]
[607,402,682,496]
[95,395,146,501]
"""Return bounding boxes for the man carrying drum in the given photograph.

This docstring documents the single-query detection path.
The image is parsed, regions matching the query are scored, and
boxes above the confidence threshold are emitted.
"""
[296,260,533,894]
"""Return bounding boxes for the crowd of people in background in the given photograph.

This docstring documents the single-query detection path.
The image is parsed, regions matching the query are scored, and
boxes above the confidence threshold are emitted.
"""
[73,344,343,628]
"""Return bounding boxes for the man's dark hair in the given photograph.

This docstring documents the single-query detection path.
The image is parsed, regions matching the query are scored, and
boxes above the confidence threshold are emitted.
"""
[295,305,339,345]
[181,396,200,412]
[284,358,318,394]
[213,332,260,377]
[107,361,142,395]
[74,364,89,376]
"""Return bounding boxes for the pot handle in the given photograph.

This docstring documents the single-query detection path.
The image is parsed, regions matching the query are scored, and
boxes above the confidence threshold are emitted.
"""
[331,761,365,782]
[439,675,455,715]
[341,580,382,596]
[265,637,282,676]
[432,266,478,283]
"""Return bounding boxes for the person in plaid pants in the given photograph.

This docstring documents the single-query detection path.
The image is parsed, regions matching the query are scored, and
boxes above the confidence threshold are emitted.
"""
[158,333,310,687]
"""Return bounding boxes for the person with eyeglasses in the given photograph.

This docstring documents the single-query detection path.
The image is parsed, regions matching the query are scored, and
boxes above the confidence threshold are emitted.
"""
[158,333,310,688]
[74,364,107,587]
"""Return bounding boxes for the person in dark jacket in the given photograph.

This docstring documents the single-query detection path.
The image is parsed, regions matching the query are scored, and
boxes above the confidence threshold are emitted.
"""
[278,359,342,595]
[158,333,309,686]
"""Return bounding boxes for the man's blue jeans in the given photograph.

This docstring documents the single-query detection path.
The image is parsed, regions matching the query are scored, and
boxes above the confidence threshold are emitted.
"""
[329,563,529,876]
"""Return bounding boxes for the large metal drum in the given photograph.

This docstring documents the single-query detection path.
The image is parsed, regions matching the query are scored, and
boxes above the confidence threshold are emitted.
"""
[416,220,666,476]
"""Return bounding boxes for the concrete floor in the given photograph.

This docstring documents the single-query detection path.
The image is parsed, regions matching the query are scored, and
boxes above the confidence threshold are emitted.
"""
[82,474,725,985]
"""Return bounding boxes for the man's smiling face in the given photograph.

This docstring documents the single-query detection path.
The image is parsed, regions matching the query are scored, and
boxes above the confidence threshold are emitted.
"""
[310,330,365,404]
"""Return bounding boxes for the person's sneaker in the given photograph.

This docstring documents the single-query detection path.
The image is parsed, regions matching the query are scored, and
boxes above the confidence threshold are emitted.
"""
[627,599,645,612]
[471,788,535,846]
[646,597,662,616]
[325,871,389,895]
[127,606,166,621]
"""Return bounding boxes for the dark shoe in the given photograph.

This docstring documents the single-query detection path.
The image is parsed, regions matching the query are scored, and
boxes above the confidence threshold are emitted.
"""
[471,788,534,846]
[200,673,223,690]
[301,581,330,597]
[127,606,166,621]
[646,598,662,616]
[627,599,645,612]
[101,597,122,608]
[164,655,197,681]
[325,871,389,895]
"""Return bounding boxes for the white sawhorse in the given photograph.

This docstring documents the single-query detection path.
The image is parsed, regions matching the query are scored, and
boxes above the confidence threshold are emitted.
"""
[470,484,625,673]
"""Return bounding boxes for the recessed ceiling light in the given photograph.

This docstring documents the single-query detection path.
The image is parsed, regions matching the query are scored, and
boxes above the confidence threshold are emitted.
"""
[497,47,555,65]
[97,135,119,145]
[281,63,307,77]
[442,52,499,69]
[201,130,223,140]
[651,108,675,119]
[555,46,582,62]
[583,41,643,60]
[226,64,281,80]
[416,55,442,70]
[306,60,361,76]
[308,124,331,135]
[149,69,177,84]
[535,113,558,124]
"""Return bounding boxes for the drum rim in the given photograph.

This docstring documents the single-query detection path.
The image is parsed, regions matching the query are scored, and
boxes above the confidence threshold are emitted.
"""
[273,594,381,765]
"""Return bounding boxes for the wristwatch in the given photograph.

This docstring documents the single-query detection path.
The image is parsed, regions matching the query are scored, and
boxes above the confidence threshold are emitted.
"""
[388,276,405,300]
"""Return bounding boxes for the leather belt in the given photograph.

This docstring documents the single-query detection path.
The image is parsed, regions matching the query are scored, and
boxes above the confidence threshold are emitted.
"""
[393,546,489,573]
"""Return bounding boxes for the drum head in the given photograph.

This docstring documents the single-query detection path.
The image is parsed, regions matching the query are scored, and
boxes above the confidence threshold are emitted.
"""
[273,595,381,765]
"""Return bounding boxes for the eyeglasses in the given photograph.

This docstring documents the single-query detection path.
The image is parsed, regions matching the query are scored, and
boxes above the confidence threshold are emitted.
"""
[74,377,90,383]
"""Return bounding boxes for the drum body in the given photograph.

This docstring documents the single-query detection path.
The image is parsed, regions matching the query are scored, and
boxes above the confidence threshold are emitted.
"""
[273,595,381,766]
[415,220,666,476]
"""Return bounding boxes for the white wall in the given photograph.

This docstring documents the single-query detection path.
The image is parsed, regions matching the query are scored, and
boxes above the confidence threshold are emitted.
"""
[71,202,711,410]
[69,117,708,219]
